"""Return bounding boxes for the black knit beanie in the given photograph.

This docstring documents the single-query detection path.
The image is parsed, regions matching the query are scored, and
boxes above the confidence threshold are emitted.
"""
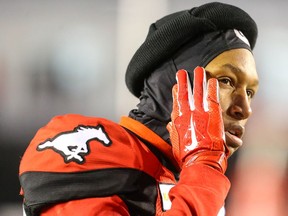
[125,2,258,97]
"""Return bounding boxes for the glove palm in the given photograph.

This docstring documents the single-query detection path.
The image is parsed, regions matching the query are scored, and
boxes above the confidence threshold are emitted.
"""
[167,67,229,173]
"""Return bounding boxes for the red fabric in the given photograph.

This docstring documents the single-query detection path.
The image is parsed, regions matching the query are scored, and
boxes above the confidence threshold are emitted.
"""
[19,114,161,177]
[19,114,230,215]
[164,164,230,216]
[40,165,229,216]
[167,68,227,173]
[41,196,129,216]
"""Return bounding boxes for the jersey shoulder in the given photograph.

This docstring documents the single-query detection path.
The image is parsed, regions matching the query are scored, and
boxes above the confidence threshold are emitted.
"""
[19,114,169,215]
[19,114,157,175]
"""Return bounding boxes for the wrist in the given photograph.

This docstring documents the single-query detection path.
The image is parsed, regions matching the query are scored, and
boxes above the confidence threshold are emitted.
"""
[184,151,227,173]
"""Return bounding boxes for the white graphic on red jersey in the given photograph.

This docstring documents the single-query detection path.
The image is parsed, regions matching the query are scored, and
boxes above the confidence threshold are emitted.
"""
[37,125,111,164]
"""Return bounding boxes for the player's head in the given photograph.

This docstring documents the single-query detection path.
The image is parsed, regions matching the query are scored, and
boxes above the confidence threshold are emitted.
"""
[126,2,259,155]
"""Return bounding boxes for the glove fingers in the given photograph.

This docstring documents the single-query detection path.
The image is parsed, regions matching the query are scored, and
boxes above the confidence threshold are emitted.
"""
[176,70,191,114]
[207,78,220,106]
[193,67,207,111]
[170,84,179,121]
[207,78,224,140]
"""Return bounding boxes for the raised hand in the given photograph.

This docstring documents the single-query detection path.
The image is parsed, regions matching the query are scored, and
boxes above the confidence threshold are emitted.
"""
[167,67,229,173]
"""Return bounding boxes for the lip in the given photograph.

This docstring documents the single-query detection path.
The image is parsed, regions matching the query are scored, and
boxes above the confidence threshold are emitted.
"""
[224,124,245,155]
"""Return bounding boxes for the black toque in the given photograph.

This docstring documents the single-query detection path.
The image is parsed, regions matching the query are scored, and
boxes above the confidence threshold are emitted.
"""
[125,2,258,97]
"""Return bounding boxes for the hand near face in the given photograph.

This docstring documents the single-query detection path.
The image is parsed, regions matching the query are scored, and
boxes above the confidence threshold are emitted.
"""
[167,67,229,173]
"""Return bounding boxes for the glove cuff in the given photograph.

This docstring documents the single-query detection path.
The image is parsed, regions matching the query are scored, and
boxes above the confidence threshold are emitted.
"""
[185,151,227,173]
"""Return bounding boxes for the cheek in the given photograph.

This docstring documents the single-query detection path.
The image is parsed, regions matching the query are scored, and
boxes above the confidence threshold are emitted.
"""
[219,89,231,113]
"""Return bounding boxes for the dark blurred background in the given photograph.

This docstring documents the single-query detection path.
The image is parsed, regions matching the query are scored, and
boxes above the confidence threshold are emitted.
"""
[0,0,287,215]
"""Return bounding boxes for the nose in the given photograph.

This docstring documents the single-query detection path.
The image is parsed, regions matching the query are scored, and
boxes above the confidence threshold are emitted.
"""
[228,91,252,120]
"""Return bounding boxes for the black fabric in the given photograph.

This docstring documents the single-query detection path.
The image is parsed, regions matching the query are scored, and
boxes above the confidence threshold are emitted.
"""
[129,58,176,143]
[129,28,253,144]
[173,29,252,76]
[20,168,157,216]
[126,4,257,143]
[125,2,258,97]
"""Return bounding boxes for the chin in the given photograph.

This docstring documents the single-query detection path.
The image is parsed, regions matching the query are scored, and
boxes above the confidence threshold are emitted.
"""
[227,146,240,158]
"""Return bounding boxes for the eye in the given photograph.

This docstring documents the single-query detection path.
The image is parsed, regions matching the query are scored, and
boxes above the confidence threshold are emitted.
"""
[218,77,233,87]
[246,89,255,98]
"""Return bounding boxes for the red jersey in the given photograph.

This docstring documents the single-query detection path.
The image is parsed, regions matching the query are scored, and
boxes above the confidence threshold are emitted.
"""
[19,114,230,215]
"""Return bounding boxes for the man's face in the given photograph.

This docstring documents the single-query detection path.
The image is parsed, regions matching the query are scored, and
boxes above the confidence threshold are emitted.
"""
[205,48,259,157]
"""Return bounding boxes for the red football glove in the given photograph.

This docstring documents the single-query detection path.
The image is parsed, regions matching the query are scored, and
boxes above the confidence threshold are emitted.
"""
[167,67,229,173]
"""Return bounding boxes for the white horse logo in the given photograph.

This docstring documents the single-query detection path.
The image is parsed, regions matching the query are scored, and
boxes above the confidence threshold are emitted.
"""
[37,125,111,164]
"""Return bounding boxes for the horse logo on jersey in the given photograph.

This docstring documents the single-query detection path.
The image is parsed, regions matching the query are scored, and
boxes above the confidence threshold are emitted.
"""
[37,125,112,164]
